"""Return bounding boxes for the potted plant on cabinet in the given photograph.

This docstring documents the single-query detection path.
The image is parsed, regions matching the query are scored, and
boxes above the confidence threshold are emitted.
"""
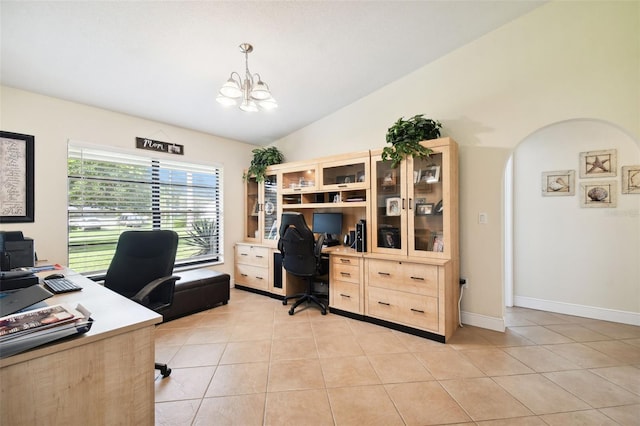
[243,146,284,182]
[382,114,442,168]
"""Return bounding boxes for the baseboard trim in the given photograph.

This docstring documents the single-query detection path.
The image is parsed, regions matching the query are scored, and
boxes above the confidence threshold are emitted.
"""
[460,311,505,332]
[514,296,640,326]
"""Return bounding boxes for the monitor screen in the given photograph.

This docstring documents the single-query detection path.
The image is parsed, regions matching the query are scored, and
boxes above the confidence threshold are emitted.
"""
[312,212,342,237]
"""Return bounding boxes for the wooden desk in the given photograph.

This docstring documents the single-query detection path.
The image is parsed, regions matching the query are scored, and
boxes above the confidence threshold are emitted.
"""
[0,268,161,425]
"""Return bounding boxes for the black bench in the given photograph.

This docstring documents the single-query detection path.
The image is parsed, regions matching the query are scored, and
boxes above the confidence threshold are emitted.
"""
[161,269,230,322]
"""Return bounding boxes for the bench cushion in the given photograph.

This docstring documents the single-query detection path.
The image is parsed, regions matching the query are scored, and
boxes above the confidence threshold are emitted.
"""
[161,269,230,322]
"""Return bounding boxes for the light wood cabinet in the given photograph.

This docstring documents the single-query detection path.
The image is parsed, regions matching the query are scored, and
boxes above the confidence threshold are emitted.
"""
[243,169,279,247]
[329,252,363,314]
[235,138,459,342]
[370,138,458,259]
[234,243,270,291]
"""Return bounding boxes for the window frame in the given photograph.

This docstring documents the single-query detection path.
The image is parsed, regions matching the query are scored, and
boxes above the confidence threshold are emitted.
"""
[67,141,224,276]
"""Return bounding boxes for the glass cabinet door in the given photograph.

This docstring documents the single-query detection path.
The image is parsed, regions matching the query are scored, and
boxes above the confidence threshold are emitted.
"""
[261,173,279,242]
[245,176,259,241]
[408,151,445,257]
[321,157,369,190]
[371,155,407,254]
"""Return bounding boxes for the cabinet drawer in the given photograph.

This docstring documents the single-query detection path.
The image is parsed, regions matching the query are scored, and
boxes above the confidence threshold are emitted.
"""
[367,259,438,297]
[367,286,438,331]
[331,262,359,284]
[331,255,361,268]
[330,281,361,313]
[236,245,269,268]
[235,264,269,290]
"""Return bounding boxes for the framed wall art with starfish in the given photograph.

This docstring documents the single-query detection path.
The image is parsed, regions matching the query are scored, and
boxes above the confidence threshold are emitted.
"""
[579,149,617,179]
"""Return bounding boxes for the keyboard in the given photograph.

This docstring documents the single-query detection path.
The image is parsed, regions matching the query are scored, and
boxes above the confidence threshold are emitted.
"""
[43,277,83,294]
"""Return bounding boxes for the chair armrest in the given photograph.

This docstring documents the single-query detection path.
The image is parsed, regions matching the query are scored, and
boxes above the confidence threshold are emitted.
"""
[131,275,181,309]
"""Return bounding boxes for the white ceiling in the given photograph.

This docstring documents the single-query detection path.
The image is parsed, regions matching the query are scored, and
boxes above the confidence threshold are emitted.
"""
[1,1,544,146]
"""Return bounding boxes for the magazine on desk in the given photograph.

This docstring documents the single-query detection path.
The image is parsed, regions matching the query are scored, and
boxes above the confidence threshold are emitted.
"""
[0,304,93,358]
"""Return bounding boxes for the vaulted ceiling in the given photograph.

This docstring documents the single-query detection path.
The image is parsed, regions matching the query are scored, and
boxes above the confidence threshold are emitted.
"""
[1,1,544,145]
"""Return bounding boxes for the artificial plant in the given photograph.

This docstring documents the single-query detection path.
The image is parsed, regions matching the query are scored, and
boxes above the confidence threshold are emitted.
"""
[243,146,284,182]
[382,114,442,168]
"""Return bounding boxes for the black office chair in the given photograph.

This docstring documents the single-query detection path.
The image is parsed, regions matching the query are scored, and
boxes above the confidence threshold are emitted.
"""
[104,230,180,378]
[278,212,328,315]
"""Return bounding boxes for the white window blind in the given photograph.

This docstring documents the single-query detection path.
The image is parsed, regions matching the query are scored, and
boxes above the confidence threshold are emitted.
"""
[67,143,223,275]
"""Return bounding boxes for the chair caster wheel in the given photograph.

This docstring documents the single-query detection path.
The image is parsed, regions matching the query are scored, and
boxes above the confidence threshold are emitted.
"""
[321,310,327,315]
[283,299,287,306]
[288,308,294,315]
[161,368,171,378]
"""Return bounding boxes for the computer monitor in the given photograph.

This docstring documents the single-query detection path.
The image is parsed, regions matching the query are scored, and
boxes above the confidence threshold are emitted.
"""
[312,212,342,247]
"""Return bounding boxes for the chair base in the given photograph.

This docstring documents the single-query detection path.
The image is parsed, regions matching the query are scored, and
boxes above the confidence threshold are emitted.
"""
[155,362,171,378]
[283,276,327,316]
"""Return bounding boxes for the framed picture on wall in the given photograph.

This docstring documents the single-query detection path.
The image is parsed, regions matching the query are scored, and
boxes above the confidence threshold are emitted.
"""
[0,131,35,223]
[580,180,617,208]
[541,170,575,196]
[579,149,616,178]
[621,165,640,194]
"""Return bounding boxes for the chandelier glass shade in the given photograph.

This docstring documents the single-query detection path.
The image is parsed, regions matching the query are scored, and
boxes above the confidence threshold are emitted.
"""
[216,43,278,112]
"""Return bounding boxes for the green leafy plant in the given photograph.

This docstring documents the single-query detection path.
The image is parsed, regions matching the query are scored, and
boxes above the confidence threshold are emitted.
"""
[382,114,442,168]
[243,146,284,182]
[185,218,217,256]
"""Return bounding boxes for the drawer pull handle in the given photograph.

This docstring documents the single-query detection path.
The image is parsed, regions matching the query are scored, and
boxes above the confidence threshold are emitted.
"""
[410,276,424,281]
[410,308,425,313]
[339,258,351,264]
[256,255,264,258]
[337,184,347,188]
[256,276,263,280]
[240,253,248,256]
[378,301,390,306]
[340,272,351,277]
[378,272,391,276]
[240,273,248,277]
[340,293,351,298]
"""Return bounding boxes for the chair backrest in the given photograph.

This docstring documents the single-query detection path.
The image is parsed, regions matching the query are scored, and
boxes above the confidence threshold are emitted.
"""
[278,212,322,277]
[104,230,178,303]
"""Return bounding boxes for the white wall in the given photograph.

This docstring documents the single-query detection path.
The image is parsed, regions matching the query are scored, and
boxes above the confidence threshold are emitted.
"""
[514,119,640,323]
[0,86,253,277]
[275,1,640,328]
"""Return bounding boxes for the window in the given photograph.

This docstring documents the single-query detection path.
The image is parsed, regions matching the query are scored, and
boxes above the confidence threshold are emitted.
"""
[67,142,223,275]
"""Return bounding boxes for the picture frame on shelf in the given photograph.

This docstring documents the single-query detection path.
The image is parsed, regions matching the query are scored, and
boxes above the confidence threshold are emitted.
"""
[382,170,396,187]
[336,175,356,184]
[379,227,400,249]
[541,170,575,196]
[579,149,616,178]
[415,203,434,216]
[621,165,640,194]
[385,197,401,216]
[251,200,259,216]
[580,180,617,208]
[422,165,440,183]
[431,231,444,252]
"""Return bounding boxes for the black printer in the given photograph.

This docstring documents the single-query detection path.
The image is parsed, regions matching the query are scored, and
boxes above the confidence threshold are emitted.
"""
[0,231,35,270]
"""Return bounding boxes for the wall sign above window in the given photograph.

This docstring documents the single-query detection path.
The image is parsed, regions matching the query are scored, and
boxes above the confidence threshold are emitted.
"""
[135,137,184,155]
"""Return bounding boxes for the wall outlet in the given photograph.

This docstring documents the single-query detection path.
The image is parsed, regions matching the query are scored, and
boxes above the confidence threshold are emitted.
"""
[478,212,488,224]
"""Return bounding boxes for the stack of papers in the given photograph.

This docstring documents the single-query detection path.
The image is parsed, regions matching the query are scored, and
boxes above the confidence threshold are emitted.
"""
[0,304,92,358]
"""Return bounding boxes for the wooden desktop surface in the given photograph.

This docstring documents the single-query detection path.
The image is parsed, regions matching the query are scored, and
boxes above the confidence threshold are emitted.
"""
[0,267,162,425]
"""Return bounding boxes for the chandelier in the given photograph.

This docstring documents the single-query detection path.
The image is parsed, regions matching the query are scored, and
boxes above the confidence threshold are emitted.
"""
[216,43,278,112]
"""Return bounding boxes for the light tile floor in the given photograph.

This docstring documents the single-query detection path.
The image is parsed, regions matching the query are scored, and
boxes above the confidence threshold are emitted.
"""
[154,288,640,425]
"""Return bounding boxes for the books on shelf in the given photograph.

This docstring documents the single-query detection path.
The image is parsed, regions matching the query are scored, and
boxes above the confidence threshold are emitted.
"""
[0,303,92,358]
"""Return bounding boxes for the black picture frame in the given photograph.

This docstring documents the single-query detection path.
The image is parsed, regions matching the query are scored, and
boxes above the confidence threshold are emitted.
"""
[379,227,400,249]
[0,131,35,223]
[415,203,434,216]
